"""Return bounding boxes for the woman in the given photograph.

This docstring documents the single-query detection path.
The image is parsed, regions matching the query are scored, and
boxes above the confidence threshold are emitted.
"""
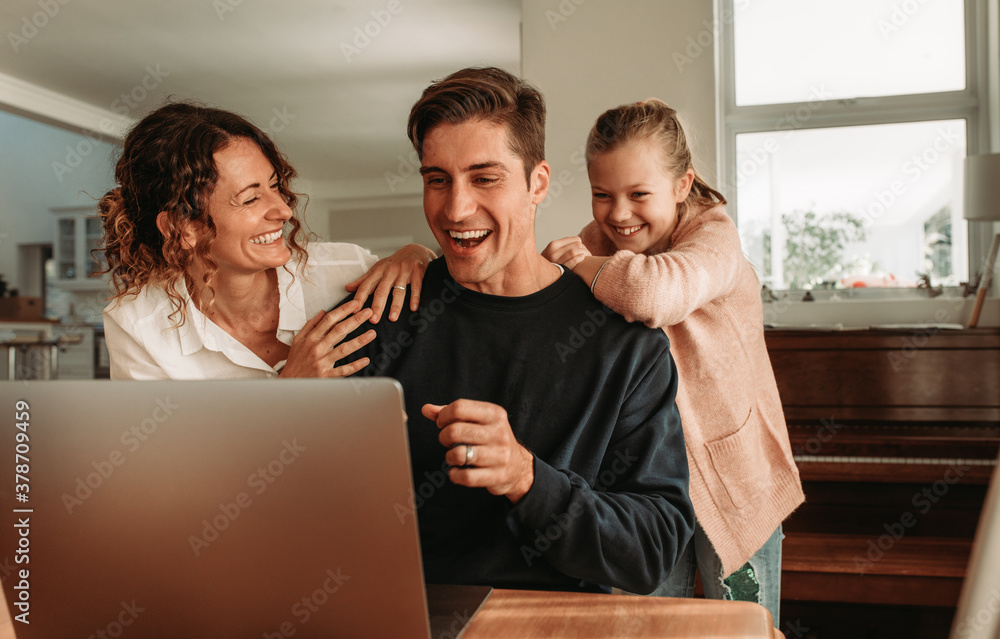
[101,102,434,379]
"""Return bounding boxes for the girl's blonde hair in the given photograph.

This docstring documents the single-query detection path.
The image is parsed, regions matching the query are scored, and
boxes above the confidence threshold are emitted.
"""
[585,98,726,215]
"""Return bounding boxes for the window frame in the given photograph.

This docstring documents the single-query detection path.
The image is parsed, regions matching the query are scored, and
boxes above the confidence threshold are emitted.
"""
[716,0,997,293]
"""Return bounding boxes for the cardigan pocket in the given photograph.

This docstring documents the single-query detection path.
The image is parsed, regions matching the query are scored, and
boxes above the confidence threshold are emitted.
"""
[704,407,770,511]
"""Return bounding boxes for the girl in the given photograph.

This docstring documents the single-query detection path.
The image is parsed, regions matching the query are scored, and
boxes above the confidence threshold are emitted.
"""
[543,99,803,626]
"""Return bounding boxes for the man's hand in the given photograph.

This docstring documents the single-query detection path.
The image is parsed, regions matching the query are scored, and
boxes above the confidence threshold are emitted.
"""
[422,400,535,503]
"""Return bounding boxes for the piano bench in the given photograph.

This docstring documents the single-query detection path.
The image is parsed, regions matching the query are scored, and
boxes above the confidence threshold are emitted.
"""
[781,532,971,607]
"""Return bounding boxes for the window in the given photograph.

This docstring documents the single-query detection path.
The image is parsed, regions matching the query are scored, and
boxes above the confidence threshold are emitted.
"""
[719,0,991,292]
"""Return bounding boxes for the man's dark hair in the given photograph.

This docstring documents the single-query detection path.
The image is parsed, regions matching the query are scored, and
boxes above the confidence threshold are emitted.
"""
[407,66,546,184]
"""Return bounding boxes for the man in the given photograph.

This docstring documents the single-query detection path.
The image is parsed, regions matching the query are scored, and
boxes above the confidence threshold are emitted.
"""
[342,67,693,594]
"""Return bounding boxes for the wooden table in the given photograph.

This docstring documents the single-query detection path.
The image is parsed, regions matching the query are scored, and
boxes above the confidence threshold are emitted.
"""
[0,586,778,639]
[461,589,779,638]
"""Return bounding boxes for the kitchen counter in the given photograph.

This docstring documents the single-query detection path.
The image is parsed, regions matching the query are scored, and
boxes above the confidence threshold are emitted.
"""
[0,321,96,379]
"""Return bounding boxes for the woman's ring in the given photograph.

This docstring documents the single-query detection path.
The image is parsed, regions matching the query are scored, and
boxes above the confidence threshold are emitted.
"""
[465,445,474,466]
[393,285,407,291]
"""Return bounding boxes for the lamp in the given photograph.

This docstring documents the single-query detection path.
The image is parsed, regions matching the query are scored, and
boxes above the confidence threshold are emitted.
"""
[963,153,1000,328]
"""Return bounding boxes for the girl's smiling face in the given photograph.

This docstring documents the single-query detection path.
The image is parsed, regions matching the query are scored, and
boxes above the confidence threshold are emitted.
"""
[588,138,694,254]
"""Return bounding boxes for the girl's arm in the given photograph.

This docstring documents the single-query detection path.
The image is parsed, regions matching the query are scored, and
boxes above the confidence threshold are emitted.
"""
[344,243,437,322]
[579,207,744,329]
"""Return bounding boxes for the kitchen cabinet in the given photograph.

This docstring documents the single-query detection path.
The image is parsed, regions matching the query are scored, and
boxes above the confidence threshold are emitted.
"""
[51,205,108,290]
[52,323,95,379]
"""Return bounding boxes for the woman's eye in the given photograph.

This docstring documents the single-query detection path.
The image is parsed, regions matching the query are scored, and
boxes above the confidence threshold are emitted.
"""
[243,196,260,206]
[270,182,280,191]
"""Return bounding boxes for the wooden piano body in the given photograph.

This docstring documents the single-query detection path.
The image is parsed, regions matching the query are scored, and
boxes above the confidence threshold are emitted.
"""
[765,327,1000,637]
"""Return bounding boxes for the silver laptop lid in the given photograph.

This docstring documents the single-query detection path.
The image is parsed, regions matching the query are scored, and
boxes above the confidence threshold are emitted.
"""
[0,379,431,639]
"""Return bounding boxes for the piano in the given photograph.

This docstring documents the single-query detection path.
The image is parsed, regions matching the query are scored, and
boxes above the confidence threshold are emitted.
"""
[765,327,1000,638]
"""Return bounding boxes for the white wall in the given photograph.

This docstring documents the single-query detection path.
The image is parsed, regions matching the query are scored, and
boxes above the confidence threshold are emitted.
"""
[0,110,117,293]
[521,0,717,248]
[987,0,1000,298]
[323,0,718,255]
[325,196,437,258]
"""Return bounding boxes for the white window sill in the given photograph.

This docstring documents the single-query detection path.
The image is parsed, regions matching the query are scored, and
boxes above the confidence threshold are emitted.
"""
[763,296,999,329]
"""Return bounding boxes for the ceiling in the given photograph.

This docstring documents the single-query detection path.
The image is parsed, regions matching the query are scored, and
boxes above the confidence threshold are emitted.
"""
[0,0,521,198]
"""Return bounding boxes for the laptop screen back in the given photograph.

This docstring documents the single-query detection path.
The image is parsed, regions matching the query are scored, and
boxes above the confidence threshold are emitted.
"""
[0,378,431,639]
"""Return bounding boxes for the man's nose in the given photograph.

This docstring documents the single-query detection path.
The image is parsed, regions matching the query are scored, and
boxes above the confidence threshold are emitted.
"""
[444,183,476,222]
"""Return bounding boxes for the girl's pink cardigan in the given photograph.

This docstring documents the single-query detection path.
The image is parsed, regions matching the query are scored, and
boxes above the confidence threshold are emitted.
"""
[580,204,804,575]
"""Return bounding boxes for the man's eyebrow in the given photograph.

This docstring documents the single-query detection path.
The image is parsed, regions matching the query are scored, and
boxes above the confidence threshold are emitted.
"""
[467,161,508,172]
[419,161,509,176]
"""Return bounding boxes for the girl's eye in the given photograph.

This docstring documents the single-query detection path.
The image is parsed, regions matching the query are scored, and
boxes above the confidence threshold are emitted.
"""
[631,192,649,198]
[593,192,610,200]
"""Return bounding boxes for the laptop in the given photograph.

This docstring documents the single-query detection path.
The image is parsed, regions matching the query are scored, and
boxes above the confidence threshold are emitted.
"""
[0,379,490,639]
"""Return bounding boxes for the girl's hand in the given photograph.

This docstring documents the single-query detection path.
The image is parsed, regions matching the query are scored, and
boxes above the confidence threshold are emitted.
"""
[543,236,592,271]
[345,244,436,322]
[278,301,375,378]
[544,238,609,289]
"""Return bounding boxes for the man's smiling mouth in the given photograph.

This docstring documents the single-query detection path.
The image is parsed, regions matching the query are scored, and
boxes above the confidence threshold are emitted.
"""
[450,229,491,249]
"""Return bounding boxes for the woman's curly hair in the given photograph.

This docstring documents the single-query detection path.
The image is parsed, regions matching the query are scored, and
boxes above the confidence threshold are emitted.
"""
[98,101,308,325]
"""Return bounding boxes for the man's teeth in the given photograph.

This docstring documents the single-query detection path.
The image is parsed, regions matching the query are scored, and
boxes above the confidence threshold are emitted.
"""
[249,230,283,244]
[615,225,645,236]
[450,230,490,240]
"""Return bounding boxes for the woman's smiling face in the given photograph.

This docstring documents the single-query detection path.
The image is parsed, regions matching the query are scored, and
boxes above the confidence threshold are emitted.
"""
[198,137,293,275]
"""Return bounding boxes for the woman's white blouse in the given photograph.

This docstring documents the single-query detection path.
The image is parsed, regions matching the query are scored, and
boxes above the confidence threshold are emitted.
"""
[104,242,378,380]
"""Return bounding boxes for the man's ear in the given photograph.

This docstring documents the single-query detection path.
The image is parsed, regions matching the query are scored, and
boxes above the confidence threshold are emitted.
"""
[156,211,201,250]
[529,160,551,206]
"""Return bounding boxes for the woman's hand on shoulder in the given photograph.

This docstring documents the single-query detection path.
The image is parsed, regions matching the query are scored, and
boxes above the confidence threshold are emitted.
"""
[278,301,375,378]
[543,236,591,270]
[345,243,436,322]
